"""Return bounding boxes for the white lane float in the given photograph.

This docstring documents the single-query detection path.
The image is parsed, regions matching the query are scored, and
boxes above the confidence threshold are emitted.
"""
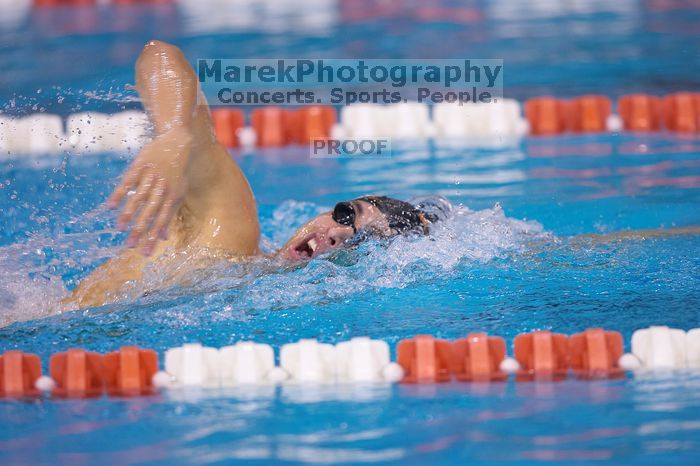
[0,114,60,156]
[158,343,221,387]
[67,112,111,154]
[384,102,433,139]
[219,341,287,385]
[0,115,17,155]
[0,0,30,33]
[67,111,149,154]
[339,103,390,139]
[0,116,59,155]
[488,99,529,137]
[619,326,688,370]
[432,102,470,137]
[108,110,149,153]
[155,337,406,388]
[686,328,700,369]
[0,111,149,156]
[21,114,66,155]
[433,99,527,147]
[279,338,337,383]
[338,102,434,140]
[335,337,404,383]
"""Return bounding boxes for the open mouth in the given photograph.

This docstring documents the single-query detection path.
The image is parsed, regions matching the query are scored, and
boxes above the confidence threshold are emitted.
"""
[292,234,320,259]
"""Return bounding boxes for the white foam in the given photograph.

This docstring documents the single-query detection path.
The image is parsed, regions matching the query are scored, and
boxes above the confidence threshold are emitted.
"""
[0,200,550,326]
[220,201,551,314]
[0,206,122,326]
[0,239,71,327]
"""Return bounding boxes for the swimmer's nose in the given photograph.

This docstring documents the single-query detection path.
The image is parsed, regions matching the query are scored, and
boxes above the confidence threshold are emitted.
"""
[327,226,353,247]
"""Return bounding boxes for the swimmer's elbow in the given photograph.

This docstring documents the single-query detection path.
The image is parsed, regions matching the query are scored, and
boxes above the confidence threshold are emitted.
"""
[142,39,174,51]
[136,40,193,83]
[140,40,182,60]
[135,39,199,131]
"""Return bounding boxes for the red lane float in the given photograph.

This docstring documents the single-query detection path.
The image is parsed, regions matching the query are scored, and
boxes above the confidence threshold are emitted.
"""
[290,106,337,145]
[450,332,507,382]
[525,97,569,135]
[103,346,158,397]
[112,0,173,4]
[514,330,568,381]
[251,107,291,147]
[397,335,452,383]
[568,95,611,133]
[211,109,245,148]
[618,94,662,131]
[568,328,624,379]
[0,351,42,398]
[663,92,700,133]
[214,105,336,148]
[50,349,104,398]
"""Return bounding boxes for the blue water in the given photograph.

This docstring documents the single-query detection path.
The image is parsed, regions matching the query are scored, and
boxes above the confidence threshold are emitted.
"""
[2,1,700,464]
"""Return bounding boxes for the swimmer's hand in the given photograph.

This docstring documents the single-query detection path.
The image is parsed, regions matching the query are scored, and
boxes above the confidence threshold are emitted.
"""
[107,129,192,255]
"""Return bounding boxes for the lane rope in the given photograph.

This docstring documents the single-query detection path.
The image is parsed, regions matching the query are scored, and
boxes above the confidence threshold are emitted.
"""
[1,326,699,398]
[1,92,698,157]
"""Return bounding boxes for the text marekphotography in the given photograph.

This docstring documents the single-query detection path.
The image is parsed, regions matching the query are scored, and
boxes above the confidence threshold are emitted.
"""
[198,59,503,106]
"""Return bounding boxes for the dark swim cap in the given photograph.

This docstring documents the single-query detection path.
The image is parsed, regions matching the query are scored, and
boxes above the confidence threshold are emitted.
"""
[357,195,438,235]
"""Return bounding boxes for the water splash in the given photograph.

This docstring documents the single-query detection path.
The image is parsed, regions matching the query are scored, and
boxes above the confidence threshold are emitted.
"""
[1,86,140,117]
[0,199,551,327]
[0,205,122,326]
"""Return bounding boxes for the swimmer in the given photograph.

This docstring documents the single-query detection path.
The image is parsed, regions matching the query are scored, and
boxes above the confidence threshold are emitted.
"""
[66,40,700,309]
[66,40,447,308]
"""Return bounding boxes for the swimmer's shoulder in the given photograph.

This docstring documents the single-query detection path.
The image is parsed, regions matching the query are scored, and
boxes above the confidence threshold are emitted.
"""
[172,133,260,256]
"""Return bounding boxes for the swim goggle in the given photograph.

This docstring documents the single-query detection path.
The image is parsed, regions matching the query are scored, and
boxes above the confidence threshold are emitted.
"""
[332,201,358,233]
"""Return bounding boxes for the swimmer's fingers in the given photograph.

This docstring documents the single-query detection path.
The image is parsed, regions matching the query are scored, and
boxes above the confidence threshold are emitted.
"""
[116,172,155,231]
[144,197,177,253]
[128,178,167,255]
[107,161,145,209]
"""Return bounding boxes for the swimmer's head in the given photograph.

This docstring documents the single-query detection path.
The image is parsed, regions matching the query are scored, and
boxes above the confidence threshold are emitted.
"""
[278,195,447,261]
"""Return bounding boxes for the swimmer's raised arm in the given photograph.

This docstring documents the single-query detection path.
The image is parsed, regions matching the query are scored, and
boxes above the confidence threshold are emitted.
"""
[107,41,195,254]
[107,40,259,256]
[67,40,259,308]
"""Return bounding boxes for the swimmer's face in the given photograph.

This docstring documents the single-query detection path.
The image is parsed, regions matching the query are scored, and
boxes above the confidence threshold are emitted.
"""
[278,200,391,261]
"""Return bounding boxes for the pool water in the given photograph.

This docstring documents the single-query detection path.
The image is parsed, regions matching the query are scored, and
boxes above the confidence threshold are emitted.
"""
[2,1,700,464]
